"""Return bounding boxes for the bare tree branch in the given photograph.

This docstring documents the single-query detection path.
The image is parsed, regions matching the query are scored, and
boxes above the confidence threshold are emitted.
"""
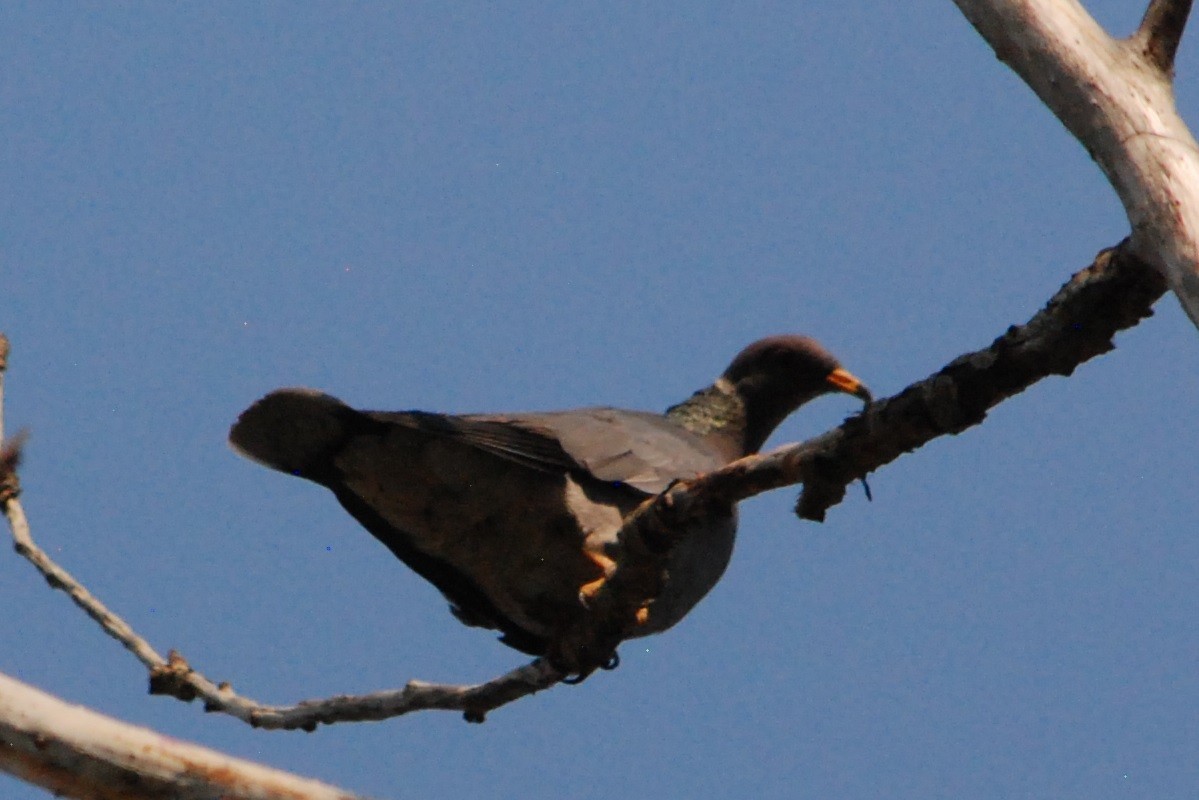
[148,650,562,728]
[952,0,1199,330]
[0,671,371,800]
[6,446,169,672]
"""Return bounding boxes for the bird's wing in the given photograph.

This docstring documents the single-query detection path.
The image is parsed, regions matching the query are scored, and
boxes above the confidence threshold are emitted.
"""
[364,409,580,475]
[453,408,728,494]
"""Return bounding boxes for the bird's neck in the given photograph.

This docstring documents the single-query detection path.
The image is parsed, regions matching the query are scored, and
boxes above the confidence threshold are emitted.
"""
[665,383,748,458]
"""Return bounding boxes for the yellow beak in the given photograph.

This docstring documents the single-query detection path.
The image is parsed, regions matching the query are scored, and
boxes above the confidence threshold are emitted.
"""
[826,367,872,404]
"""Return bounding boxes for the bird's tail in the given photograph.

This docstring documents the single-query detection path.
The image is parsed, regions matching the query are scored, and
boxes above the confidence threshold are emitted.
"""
[228,388,360,482]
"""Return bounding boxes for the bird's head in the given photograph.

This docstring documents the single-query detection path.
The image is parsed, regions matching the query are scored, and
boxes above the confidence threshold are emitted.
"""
[718,334,871,453]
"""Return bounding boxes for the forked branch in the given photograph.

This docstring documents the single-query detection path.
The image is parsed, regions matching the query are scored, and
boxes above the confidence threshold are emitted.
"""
[952,0,1199,329]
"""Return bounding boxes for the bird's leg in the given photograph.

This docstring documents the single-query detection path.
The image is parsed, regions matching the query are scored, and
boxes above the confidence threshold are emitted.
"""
[577,549,616,607]
[577,548,651,626]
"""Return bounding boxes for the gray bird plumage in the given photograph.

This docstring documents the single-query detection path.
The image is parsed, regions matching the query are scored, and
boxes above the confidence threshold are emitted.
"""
[229,335,870,658]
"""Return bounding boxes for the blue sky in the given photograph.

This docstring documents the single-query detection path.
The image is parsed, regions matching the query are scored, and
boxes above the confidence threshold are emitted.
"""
[2,3,1197,798]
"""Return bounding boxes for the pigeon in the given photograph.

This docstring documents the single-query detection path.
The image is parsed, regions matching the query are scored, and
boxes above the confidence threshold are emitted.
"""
[229,335,870,660]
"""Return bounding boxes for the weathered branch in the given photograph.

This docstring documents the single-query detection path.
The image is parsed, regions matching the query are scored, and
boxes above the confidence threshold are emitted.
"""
[0,671,370,800]
[547,243,1168,672]
[148,650,562,728]
[952,0,1199,330]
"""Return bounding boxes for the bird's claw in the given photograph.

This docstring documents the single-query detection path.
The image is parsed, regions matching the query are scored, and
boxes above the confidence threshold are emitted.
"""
[578,576,606,607]
[556,648,620,684]
[578,549,617,607]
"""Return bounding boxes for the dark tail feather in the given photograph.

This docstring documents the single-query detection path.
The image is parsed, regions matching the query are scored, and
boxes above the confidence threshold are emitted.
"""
[229,389,358,482]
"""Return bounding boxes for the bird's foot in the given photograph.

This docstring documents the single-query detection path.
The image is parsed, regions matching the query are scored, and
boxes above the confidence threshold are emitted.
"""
[556,648,621,684]
[577,549,617,607]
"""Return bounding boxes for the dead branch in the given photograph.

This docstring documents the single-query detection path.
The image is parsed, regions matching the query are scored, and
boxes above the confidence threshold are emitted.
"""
[952,0,1199,329]
[147,650,562,728]
[0,671,370,800]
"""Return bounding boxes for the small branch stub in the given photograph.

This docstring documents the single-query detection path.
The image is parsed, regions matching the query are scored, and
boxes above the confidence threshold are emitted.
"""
[1135,0,1194,74]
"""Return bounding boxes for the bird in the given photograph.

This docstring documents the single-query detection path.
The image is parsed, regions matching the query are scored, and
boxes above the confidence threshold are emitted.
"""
[229,335,870,667]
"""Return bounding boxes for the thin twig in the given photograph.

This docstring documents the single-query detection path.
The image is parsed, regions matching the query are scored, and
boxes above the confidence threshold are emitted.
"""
[0,333,164,674]
[9,489,169,670]
[147,650,562,728]
[0,333,7,443]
